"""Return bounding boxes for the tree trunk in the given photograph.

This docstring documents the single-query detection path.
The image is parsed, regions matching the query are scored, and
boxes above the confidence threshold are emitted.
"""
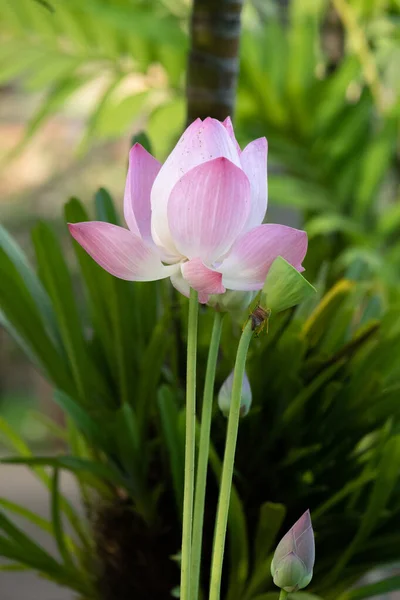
[322,3,345,74]
[186,0,244,124]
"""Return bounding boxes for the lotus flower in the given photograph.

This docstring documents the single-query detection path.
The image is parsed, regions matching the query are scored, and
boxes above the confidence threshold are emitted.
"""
[271,510,315,593]
[69,117,307,303]
[218,370,252,417]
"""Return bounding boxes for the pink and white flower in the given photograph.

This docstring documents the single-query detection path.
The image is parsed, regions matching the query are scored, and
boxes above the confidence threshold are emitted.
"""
[69,117,307,304]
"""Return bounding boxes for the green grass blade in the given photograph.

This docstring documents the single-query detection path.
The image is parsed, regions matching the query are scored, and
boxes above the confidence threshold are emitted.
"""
[31,221,111,404]
[51,468,76,568]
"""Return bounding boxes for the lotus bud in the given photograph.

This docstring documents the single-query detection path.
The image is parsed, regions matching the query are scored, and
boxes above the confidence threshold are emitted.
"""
[218,370,252,418]
[271,510,315,593]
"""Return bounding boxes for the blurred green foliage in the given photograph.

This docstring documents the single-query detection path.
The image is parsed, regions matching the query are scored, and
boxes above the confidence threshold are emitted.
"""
[238,0,400,287]
[1,188,400,599]
[1,0,400,599]
[0,0,188,156]
[1,0,399,281]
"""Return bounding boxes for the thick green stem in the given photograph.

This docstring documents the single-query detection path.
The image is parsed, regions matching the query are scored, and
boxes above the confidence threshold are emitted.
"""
[191,312,224,600]
[279,591,289,600]
[180,288,199,600]
[186,0,244,124]
[209,319,253,600]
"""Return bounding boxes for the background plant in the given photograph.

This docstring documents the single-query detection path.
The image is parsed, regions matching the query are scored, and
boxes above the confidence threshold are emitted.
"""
[1,186,400,599]
[1,0,400,599]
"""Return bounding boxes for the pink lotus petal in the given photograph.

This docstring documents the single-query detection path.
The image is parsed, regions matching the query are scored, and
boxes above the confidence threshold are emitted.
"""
[170,270,190,298]
[274,511,314,567]
[222,116,242,154]
[151,117,241,255]
[240,138,268,231]
[170,269,209,304]
[124,143,161,240]
[181,258,225,297]
[167,157,251,264]
[293,510,315,572]
[218,224,308,291]
[68,222,178,282]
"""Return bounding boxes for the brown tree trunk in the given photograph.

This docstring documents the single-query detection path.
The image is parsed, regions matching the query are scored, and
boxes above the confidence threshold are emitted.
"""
[322,3,345,74]
[186,0,244,125]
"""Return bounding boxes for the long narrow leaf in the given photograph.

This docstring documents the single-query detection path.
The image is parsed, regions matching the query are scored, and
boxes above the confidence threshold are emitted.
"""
[0,417,90,548]
[338,575,400,600]
[32,221,111,404]
[51,468,75,568]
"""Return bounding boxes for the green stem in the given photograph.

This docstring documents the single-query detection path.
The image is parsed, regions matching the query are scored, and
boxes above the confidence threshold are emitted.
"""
[279,591,289,600]
[191,312,224,600]
[209,319,253,600]
[180,288,199,600]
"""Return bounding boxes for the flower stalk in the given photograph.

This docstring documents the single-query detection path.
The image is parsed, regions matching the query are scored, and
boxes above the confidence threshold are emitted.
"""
[190,311,224,600]
[209,318,254,600]
[180,288,199,600]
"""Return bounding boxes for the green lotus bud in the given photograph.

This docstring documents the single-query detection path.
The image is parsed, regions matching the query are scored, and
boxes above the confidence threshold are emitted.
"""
[271,510,315,593]
[218,370,252,418]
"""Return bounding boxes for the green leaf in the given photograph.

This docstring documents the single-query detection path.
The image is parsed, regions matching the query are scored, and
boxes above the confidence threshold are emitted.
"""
[355,118,397,218]
[131,131,153,155]
[0,46,45,85]
[0,498,51,536]
[329,435,400,582]
[32,221,110,404]
[64,197,117,376]
[338,575,400,600]
[33,0,54,13]
[0,563,29,572]
[1,455,127,489]
[254,502,287,568]
[95,187,120,225]
[137,312,172,428]
[24,55,81,91]
[282,360,345,427]
[0,534,87,593]
[290,594,325,600]
[268,175,331,211]
[157,386,184,515]
[0,224,59,344]
[51,468,75,567]
[286,9,320,134]
[261,257,316,314]
[306,215,366,242]
[302,280,355,347]
[30,411,69,441]
[114,404,146,496]
[7,76,86,159]
[53,390,112,453]
[0,495,78,562]
[313,471,376,520]
[96,90,151,139]
[78,73,125,153]
[147,97,185,159]
[0,510,64,572]
[67,0,186,46]
[253,592,324,600]
[0,254,73,391]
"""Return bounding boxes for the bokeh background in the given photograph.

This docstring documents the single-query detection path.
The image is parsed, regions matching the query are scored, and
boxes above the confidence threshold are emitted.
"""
[0,0,399,598]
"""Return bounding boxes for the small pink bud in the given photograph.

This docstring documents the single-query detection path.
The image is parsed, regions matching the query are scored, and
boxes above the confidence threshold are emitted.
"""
[271,510,315,593]
[218,370,252,418]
